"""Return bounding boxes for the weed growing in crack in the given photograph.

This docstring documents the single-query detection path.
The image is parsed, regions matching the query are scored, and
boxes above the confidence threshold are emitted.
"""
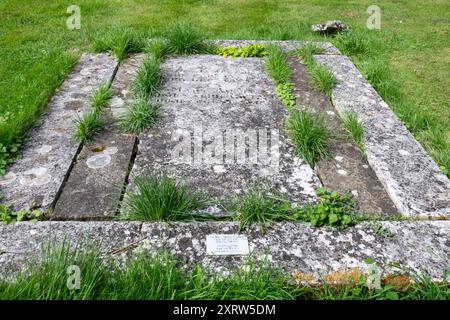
[132,56,163,99]
[310,63,336,97]
[230,183,291,230]
[73,110,102,143]
[293,188,357,228]
[342,111,365,154]
[90,84,112,112]
[286,108,330,167]
[121,169,209,221]
[296,42,324,66]
[119,97,160,135]
[266,45,291,84]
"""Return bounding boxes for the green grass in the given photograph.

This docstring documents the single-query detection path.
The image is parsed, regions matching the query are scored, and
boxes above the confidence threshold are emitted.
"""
[165,22,214,55]
[230,183,291,230]
[217,44,268,58]
[121,169,209,221]
[286,108,330,167]
[1,244,448,300]
[145,39,167,60]
[73,110,102,143]
[342,111,365,153]
[296,42,324,66]
[310,63,336,97]
[132,55,163,99]
[90,83,112,112]
[119,97,160,135]
[92,26,148,62]
[265,45,291,84]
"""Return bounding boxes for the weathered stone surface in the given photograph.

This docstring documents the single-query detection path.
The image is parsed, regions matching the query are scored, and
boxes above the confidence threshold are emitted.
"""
[130,55,322,214]
[0,221,141,280]
[1,221,448,282]
[52,55,144,220]
[312,20,348,35]
[0,54,118,212]
[289,57,397,215]
[214,40,341,55]
[138,221,450,281]
[315,55,450,218]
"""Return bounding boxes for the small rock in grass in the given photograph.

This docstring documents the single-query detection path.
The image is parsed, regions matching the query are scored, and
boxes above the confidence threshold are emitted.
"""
[312,20,348,36]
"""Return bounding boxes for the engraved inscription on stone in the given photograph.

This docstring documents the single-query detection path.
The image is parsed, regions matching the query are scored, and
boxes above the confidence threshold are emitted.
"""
[206,234,250,256]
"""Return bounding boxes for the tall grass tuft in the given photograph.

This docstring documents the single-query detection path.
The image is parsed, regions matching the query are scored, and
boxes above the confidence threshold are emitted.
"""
[165,22,214,55]
[119,97,160,135]
[231,183,291,230]
[286,108,330,167]
[122,169,209,221]
[265,45,291,84]
[297,42,324,66]
[90,84,112,112]
[342,111,365,152]
[132,56,162,98]
[310,64,336,97]
[73,111,102,143]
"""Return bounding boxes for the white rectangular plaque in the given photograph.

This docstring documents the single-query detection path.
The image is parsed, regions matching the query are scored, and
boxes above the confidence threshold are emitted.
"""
[206,234,250,256]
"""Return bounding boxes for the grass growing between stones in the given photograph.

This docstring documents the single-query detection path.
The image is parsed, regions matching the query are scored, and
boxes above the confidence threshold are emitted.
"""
[132,56,163,99]
[1,244,448,300]
[121,170,209,221]
[119,98,160,135]
[73,111,102,143]
[286,109,330,167]
[90,84,113,112]
[342,112,365,154]
[265,45,291,84]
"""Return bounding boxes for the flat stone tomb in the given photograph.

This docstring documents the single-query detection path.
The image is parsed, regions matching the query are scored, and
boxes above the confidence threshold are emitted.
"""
[130,55,322,215]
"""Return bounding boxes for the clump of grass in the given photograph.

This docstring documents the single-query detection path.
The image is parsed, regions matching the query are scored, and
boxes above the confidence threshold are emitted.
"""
[92,26,148,61]
[145,38,167,60]
[333,29,373,56]
[361,58,400,102]
[119,97,160,135]
[122,169,208,221]
[90,84,112,112]
[286,108,330,167]
[231,183,291,230]
[296,42,324,66]
[342,111,365,153]
[73,111,102,143]
[132,56,162,98]
[310,64,336,97]
[165,22,213,55]
[265,45,291,84]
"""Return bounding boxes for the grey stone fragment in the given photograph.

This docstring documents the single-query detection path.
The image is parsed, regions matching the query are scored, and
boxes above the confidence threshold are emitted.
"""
[0,54,118,212]
[130,55,322,214]
[213,40,341,55]
[289,57,397,215]
[315,55,450,218]
[312,20,348,35]
[52,55,144,220]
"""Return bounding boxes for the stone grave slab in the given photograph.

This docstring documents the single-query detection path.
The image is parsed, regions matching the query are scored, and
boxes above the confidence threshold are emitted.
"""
[315,55,450,218]
[0,54,118,212]
[289,57,397,215]
[130,55,322,213]
[52,55,145,220]
[1,221,449,282]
